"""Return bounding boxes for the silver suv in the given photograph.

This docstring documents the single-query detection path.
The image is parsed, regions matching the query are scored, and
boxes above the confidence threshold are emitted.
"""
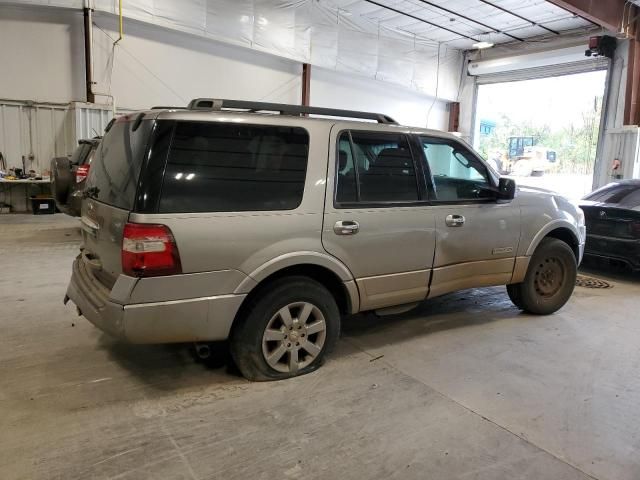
[65,99,586,381]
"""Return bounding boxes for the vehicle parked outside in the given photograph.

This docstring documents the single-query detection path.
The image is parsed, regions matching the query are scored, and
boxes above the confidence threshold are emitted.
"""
[51,138,101,216]
[65,99,586,381]
[580,180,640,271]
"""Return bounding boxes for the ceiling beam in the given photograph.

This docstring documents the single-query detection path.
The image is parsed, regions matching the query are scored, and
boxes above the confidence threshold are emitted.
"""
[477,0,560,35]
[545,0,625,32]
[414,0,525,42]
[363,0,481,42]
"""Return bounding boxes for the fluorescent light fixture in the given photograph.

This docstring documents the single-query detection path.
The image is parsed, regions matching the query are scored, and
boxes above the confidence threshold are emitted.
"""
[472,41,494,49]
[186,173,195,180]
[174,172,183,180]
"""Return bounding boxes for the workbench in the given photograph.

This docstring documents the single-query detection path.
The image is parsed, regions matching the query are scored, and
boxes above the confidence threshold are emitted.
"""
[0,179,52,212]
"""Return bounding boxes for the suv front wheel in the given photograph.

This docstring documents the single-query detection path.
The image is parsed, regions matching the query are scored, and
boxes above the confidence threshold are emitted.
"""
[230,276,340,381]
[507,237,577,315]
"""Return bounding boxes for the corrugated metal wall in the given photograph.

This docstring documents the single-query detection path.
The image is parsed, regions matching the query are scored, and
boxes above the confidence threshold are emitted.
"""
[0,101,72,174]
[0,100,121,211]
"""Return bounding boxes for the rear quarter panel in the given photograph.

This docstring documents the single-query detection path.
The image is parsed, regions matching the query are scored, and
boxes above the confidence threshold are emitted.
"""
[128,120,335,287]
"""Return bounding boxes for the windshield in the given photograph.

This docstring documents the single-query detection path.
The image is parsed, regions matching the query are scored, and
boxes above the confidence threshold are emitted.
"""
[583,183,640,208]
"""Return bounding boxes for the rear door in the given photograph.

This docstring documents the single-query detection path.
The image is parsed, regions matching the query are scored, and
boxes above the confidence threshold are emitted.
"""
[417,135,520,298]
[81,117,154,288]
[322,125,436,311]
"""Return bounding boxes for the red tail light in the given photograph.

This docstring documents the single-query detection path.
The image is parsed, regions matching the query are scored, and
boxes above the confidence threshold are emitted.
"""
[630,221,640,238]
[122,223,182,277]
[76,164,90,183]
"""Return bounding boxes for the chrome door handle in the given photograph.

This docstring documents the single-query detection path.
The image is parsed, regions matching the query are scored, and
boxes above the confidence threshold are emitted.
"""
[445,214,465,227]
[334,220,360,235]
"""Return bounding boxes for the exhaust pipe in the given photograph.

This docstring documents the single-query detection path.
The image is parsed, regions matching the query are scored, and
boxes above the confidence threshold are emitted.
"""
[194,343,211,360]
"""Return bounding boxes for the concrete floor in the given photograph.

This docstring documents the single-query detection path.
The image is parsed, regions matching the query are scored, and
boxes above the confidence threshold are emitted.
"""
[1,214,639,480]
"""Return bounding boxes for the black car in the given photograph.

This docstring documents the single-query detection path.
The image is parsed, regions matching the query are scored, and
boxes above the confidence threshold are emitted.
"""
[580,180,640,271]
[51,138,100,216]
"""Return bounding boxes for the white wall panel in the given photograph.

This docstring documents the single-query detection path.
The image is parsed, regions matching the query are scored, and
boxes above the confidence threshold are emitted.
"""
[311,67,448,130]
[91,14,303,110]
[0,5,85,103]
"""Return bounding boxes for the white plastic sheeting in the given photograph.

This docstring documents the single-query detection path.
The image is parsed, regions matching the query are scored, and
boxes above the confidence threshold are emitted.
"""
[94,0,462,99]
[3,0,462,100]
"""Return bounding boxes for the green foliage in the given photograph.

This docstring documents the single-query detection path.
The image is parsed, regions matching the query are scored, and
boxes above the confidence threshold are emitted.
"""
[478,96,602,175]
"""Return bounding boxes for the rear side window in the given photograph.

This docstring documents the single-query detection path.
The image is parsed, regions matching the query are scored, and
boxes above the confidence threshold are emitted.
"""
[86,120,152,210]
[159,122,309,213]
[336,131,419,204]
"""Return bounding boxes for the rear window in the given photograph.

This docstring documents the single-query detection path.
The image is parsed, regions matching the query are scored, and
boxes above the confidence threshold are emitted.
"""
[158,122,309,213]
[86,120,152,210]
[70,143,93,165]
[584,183,640,208]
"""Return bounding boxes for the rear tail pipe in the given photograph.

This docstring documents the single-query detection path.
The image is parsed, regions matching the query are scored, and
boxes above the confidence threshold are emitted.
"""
[194,343,211,360]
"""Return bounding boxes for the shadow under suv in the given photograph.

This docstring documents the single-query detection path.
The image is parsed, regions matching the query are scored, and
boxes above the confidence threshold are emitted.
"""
[65,99,586,381]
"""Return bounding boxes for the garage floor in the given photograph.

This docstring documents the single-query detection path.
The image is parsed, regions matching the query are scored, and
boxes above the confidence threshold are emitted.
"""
[1,214,639,480]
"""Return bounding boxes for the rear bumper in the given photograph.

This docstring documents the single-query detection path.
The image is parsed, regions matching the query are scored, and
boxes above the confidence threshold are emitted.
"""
[66,256,246,343]
[584,234,640,270]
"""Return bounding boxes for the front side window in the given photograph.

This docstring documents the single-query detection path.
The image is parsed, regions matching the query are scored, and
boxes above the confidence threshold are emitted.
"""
[420,137,492,202]
[159,122,309,213]
[336,131,419,204]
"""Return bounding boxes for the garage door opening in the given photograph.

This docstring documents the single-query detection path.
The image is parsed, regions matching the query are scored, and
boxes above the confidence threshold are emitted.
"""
[474,70,607,200]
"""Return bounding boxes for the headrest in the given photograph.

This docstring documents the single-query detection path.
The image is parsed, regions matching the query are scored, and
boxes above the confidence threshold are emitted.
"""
[338,150,348,170]
[375,148,411,168]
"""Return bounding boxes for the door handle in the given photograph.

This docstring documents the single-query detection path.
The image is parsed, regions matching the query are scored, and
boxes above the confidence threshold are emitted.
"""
[334,220,360,235]
[445,214,465,227]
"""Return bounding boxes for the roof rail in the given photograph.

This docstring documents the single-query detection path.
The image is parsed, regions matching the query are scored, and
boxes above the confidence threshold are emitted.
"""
[186,98,398,124]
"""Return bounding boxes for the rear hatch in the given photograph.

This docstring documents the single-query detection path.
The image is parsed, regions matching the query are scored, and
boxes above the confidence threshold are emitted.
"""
[80,116,154,289]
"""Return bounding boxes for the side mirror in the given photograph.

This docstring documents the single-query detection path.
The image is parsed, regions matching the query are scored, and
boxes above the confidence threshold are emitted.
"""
[497,177,516,201]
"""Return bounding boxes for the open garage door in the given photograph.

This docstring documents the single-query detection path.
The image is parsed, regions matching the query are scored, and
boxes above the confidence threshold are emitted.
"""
[470,46,610,200]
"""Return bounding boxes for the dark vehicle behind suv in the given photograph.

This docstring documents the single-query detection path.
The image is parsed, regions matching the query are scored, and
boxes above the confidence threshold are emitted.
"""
[51,138,100,216]
[580,180,640,271]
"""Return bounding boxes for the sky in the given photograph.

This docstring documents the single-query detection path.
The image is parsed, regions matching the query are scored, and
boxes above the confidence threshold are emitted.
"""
[475,70,608,131]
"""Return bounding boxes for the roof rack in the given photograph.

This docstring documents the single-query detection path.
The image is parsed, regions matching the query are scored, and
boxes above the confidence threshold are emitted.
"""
[186,98,398,124]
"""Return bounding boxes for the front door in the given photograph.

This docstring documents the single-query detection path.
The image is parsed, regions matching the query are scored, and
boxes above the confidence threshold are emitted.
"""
[321,125,436,311]
[417,135,520,298]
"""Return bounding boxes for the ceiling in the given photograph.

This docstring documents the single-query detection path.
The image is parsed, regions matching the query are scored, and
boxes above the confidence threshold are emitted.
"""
[329,0,595,49]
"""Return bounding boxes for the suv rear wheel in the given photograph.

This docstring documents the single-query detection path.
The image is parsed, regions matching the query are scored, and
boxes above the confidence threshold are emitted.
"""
[230,276,340,381]
[507,237,577,315]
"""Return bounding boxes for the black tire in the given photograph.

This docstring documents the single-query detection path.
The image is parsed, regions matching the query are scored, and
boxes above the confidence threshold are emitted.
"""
[507,238,577,315]
[51,157,72,205]
[230,276,340,381]
[506,283,524,309]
